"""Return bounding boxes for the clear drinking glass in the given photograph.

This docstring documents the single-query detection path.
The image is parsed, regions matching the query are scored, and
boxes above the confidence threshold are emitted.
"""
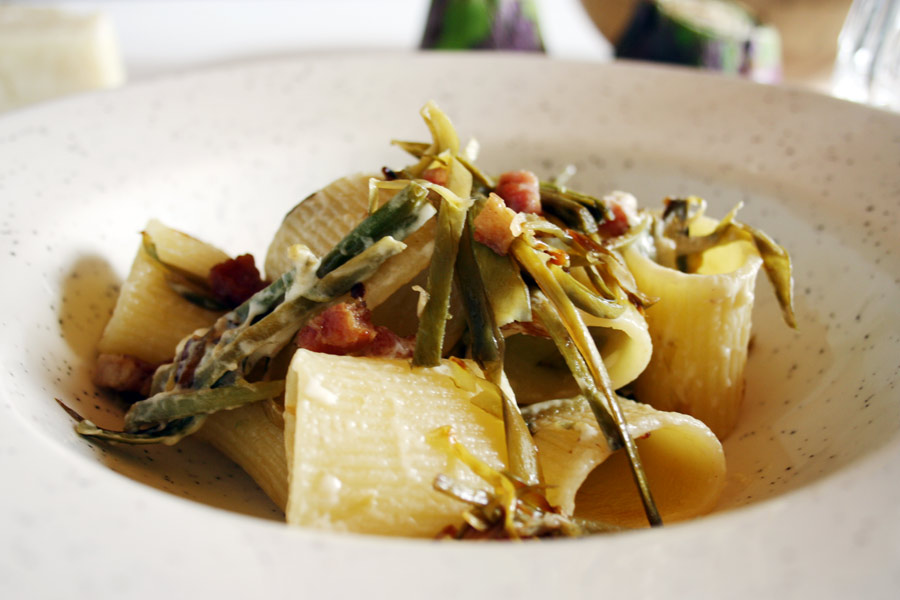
[832,0,900,110]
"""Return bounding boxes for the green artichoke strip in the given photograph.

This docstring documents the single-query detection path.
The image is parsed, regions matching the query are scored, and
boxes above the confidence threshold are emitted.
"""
[412,174,472,367]
[446,152,473,199]
[150,363,175,396]
[530,292,620,450]
[662,200,739,258]
[456,155,495,189]
[497,372,543,487]
[511,237,662,527]
[391,139,430,157]
[583,263,618,301]
[540,193,599,235]
[472,241,531,327]
[423,102,460,156]
[740,221,796,328]
[455,212,542,486]
[76,416,205,446]
[568,230,656,309]
[539,182,611,224]
[431,425,594,539]
[316,182,432,278]
[405,101,461,178]
[455,216,502,364]
[125,379,284,429]
[392,101,492,189]
[430,426,520,538]
[551,264,625,319]
[154,247,317,394]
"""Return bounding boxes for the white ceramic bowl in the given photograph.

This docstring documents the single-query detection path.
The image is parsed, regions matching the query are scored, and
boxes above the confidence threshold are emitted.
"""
[1,54,897,598]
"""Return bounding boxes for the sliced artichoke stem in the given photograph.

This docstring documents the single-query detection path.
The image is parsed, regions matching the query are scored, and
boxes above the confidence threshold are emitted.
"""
[583,263,618,301]
[406,101,461,178]
[552,264,625,319]
[511,238,662,527]
[539,181,611,223]
[531,291,621,451]
[740,220,796,328]
[454,213,542,486]
[413,163,473,367]
[124,379,285,430]
[540,194,599,235]
[316,182,432,278]
[76,415,205,446]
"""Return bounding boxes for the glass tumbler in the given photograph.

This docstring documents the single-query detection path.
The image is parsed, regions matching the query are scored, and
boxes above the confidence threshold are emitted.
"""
[832,0,900,110]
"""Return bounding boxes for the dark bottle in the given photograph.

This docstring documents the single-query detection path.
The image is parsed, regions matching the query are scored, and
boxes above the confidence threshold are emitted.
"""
[614,0,782,83]
[421,0,544,52]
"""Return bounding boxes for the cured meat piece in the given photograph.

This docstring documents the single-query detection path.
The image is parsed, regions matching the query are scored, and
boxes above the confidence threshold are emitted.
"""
[473,193,518,255]
[92,353,157,396]
[209,254,266,307]
[495,170,541,214]
[295,300,414,358]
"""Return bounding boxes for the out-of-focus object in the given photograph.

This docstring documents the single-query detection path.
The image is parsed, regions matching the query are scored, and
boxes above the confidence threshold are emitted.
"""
[832,0,900,110]
[583,0,851,89]
[421,0,544,51]
[610,0,781,83]
[742,0,850,90]
[580,0,642,46]
[0,6,125,112]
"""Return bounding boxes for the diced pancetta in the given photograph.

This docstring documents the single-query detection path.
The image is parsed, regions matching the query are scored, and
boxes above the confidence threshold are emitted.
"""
[295,300,414,358]
[473,192,518,255]
[209,254,266,307]
[495,170,541,214]
[92,353,158,396]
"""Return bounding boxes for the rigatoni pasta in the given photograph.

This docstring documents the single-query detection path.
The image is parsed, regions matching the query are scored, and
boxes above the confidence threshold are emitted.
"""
[624,233,762,439]
[198,401,289,512]
[284,350,506,536]
[97,219,228,364]
[524,396,725,527]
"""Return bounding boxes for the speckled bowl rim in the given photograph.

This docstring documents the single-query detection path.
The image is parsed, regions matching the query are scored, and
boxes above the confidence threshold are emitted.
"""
[0,53,898,599]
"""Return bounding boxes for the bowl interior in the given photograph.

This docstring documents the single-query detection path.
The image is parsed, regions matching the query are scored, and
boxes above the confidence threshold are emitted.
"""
[2,55,898,531]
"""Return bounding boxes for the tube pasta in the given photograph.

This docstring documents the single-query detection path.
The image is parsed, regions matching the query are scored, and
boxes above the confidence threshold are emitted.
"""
[197,401,289,512]
[623,222,763,439]
[582,299,652,391]
[523,396,725,527]
[97,219,227,364]
[283,349,507,537]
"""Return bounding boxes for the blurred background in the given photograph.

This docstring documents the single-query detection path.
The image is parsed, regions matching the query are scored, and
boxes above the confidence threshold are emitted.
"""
[3,0,895,113]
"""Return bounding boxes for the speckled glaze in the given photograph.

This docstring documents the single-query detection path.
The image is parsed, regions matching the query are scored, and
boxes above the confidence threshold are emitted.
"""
[0,54,898,598]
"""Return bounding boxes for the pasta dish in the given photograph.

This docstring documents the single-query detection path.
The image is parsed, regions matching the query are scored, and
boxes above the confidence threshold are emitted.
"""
[67,102,795,538]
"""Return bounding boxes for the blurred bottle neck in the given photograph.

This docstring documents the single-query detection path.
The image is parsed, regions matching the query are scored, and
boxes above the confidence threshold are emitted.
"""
[421,0,545,51]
